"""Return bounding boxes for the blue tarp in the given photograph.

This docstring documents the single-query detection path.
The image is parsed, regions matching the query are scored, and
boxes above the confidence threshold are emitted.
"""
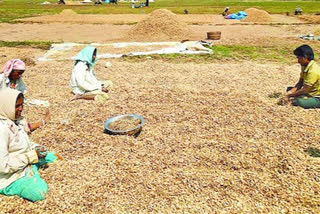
[225,11,247,20]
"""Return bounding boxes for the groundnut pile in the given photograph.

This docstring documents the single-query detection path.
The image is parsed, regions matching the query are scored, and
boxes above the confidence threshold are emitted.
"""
[241,8,273,22]
[126,9,196,41]
[1,46,320,212]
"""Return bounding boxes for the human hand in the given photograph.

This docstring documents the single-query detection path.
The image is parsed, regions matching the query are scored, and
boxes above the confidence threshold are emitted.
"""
[277,95,290,106]
[35,146,47,159]
[287,87,297,96]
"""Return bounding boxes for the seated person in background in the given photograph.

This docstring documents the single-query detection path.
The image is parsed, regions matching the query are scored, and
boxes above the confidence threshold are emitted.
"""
[295,7,302,15]
[0,59,27,93]
[285,44,320,108]
[0,59,50,132]
[0,88,59,202]
[222,7,230,16]
[70,46,112,102]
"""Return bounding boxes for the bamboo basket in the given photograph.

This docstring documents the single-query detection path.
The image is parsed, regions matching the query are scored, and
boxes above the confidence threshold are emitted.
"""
[207,31,221,40]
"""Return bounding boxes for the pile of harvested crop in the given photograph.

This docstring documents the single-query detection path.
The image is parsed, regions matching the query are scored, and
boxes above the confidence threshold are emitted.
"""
[20,57,36,66]
[127,9,195,41]
[2,47,320,213]
[59,9,77,16]
[65,0,82,5]
[109,118,141,131]
[299,15,320,24]
[241,8,273,22]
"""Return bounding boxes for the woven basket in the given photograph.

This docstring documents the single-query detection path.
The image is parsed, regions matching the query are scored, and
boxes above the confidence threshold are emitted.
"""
[207,31,221,40]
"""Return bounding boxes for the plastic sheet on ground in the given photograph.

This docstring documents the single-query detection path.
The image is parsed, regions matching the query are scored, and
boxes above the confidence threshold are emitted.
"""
[26,99,50,107]
[126,41,212,56]
[40,1,51,4]
[225,11,247,20]
[38,41,213,61]
[299,34,320,41]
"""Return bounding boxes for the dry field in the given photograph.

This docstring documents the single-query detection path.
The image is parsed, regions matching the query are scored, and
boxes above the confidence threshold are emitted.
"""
[1,9,320,213]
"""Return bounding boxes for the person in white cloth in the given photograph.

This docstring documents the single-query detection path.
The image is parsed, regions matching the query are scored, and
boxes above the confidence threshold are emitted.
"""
[70,46,112,102]
[0,59,50,133]
[0,88,60,202]
[0,59,27,93]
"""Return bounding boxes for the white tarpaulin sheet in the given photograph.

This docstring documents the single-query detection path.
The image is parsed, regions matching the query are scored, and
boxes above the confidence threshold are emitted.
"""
[38,41,212,61]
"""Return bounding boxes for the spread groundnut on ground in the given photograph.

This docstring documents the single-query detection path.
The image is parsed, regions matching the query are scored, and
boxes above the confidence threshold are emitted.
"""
[1,8,320,213]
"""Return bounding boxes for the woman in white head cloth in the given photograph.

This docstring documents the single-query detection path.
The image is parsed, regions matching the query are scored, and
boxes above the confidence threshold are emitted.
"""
[0,88,60,202]
[0,59,50,133]
[0,59,27,93]
[70,46,112,102]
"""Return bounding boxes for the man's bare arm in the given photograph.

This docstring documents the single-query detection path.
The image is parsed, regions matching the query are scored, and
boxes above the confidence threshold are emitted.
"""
[294,84,312,97]
[287,78,304,96]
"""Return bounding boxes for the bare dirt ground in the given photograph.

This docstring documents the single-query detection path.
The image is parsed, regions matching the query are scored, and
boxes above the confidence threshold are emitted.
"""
[17,13,303,25]
[1,12,320,213]
[0,13,318,45]
[0,22,319,45]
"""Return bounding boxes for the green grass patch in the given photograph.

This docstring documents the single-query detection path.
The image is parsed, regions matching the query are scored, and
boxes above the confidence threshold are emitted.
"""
[0,42,316,64]
[268,92,282,98]
[112,22,138,25]
[1,0,320,23]
[305,147,320,158]
[0,40,53,50]
[122,45,300,64]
